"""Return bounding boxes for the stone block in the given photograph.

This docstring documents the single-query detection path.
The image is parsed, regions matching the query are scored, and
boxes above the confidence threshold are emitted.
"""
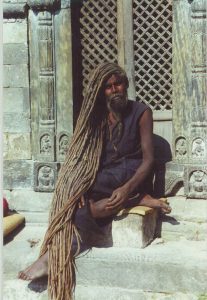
[83,207,158,249]
[3,160,33,189]
[3,88,29,113]
[3,43,28,65]
[3,19,27,44]
[3,133,31,160]
[22,212,50,224]
[3,64,29,88]
[3,190,52,213]
[112,208,157,248]
[3,112,30,133]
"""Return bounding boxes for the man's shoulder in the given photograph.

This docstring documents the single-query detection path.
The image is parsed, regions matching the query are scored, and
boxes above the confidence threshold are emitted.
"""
[127,100,150,113]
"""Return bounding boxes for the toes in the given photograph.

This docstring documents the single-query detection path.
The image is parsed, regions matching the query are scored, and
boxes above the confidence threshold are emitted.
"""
[161,205,172,214]
[18,270,32,281]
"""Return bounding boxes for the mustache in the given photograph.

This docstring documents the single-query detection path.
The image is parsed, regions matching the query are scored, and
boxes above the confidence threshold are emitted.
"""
[107,93,125,102]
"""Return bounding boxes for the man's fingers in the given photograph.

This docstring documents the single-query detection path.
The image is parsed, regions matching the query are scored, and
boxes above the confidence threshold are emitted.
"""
[106,199,122,209]
[108,194,117,202]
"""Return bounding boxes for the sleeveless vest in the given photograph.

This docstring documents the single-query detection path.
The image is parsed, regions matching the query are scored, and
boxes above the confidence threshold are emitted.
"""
[89,100,151,199]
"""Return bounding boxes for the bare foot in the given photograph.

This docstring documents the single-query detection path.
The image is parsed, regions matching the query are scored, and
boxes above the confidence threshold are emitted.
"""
[18,252,48,281]
[89,198,122,219]
[138,194,171,214]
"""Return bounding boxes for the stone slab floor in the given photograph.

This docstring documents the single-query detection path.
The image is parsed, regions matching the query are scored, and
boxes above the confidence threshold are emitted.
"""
[3,196,207,300]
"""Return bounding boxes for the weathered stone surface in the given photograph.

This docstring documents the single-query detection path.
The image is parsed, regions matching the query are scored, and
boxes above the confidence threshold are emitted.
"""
[76,286,198,300]
[76,241,207,294]
[3,87,29,113]
[3,280,199,300]
[3,3,27,18]
[3,64,29,88]
[162,220,207,242]
[3,190,52,212]
[3,133,31,159]
[21,211,49,224]
[112,211,157,248]
[3,160,33,189]
[169,1,207,198]
[166,196,207,223]
[4,112,30,133]
[3,43,28,65]
[3,19,27,44]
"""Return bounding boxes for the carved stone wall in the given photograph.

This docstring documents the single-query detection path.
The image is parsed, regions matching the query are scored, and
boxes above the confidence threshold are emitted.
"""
[3,0,73,204]
[3,0,207,205]
[168,0,207,198]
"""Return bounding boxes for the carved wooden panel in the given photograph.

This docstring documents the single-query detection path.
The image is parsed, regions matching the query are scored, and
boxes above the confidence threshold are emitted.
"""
[133,0,172,110]
[80,0,118,93]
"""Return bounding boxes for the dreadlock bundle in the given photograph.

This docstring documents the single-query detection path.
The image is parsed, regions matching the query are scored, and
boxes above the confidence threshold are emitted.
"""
[39,62,128,300]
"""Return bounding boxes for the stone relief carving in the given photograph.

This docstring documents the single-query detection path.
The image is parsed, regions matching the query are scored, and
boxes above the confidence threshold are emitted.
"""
[40,134,52,154]
[192,138,205,158]
[59,134,69,156]
[189,170,207,194]
[38,165,54,189]
[175,137,187,158]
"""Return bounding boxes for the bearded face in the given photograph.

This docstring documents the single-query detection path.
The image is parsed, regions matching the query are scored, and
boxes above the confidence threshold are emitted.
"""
[104,74,128,114]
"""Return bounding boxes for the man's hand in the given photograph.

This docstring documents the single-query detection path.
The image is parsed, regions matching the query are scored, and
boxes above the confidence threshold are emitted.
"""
[106,186,130,210]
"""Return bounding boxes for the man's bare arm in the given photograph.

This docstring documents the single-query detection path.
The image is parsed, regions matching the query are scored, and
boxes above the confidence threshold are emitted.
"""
[106,108,154,209]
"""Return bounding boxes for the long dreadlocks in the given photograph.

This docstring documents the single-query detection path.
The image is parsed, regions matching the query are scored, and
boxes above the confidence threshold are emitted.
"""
[39,62,128,300]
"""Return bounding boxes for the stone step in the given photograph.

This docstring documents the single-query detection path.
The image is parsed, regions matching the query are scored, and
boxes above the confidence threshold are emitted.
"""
[75,286,201,300]
[161,218,207,241]
[3,223,207,299]
[160,196,207,242]
[165,196,207,223]
[4,227,207,295]
[4,193,207,225]
[3,280,202,300]
[75,241,207,295]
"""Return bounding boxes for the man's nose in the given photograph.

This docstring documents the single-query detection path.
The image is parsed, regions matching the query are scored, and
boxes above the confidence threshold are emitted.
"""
[111,84,117,93]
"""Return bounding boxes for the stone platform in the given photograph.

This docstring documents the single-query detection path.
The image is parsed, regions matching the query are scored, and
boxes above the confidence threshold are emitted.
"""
[3,196,207,300]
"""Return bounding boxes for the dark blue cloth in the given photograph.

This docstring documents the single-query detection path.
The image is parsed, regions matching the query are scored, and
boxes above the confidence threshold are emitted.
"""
[75,100,153,245]
[88,100,151,199]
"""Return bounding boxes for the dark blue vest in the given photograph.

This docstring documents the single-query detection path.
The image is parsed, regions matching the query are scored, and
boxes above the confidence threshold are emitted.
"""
[89,100,151,199]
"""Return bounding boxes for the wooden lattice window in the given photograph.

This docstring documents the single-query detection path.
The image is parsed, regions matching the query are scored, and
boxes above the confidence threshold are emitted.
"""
[80,0,118,92]
[133,0,172,110]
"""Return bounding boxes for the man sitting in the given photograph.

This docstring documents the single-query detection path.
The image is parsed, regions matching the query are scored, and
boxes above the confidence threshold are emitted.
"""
[18,63,171,300]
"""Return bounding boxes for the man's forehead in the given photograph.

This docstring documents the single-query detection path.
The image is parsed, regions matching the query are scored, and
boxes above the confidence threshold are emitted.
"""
[105,73,123,84]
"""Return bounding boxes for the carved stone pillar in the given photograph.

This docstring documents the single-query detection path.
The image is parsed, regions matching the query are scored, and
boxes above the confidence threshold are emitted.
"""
[28,0,73,191]
[167,0,207,198]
